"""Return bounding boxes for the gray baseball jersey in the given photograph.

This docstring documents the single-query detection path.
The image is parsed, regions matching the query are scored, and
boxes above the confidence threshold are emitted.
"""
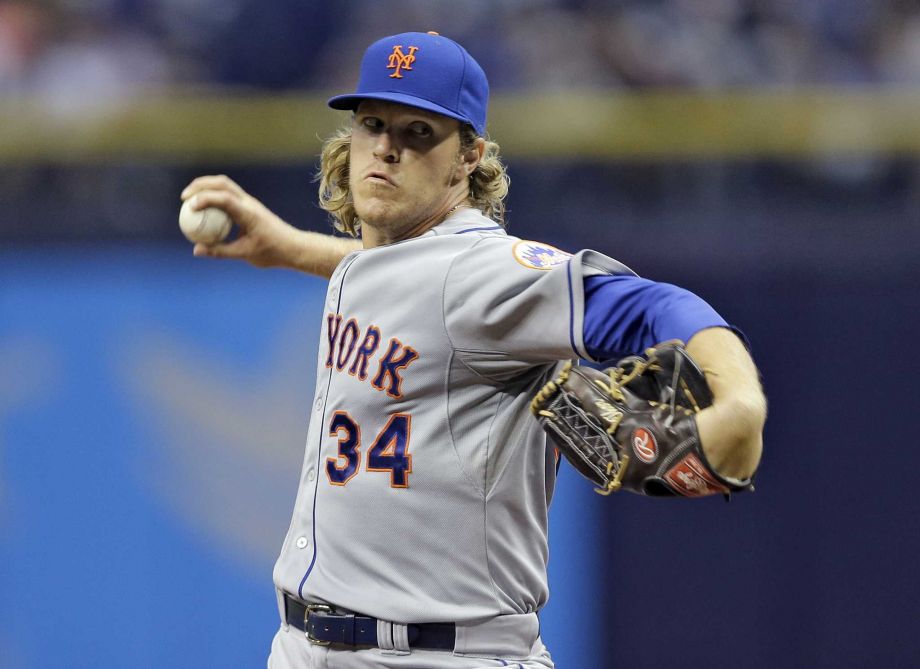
[273,208,632,626]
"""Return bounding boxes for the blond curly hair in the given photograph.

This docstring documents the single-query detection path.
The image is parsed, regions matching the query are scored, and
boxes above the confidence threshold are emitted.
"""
[317,122,509,237]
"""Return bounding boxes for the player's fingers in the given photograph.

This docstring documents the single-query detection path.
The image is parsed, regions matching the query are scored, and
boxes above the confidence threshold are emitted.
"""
[187,190,258,232]
[193,237,248,260]
[181,175,245,199]
[192,242,213,258]
[180,175,246,201]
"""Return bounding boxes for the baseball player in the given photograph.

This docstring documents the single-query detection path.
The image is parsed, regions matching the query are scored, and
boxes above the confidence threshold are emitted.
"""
[181,31,765,668]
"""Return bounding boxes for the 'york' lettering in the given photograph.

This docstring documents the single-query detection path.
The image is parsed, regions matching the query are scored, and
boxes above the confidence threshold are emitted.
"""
[372,339,419,398]
[325,314,418,398]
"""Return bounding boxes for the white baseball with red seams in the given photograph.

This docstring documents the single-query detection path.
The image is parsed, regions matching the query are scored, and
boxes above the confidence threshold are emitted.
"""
[179,196,232,245]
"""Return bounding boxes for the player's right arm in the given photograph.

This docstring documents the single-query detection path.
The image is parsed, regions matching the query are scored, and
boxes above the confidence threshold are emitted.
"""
[181,175,361,279]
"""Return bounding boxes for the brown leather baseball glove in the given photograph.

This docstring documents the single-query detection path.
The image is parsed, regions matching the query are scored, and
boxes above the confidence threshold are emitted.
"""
[531,341,755,497]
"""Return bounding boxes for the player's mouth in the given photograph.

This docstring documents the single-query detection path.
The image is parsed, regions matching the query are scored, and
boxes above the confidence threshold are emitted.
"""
[365,171,397,187]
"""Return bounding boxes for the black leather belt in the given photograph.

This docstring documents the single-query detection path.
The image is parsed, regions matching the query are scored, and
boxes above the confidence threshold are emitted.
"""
[284,595,456,650]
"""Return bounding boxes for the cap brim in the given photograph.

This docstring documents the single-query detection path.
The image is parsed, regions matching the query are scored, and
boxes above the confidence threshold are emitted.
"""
[327,92,472,129]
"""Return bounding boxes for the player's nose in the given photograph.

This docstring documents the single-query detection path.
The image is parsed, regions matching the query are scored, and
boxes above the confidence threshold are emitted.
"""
[372,132,399,163]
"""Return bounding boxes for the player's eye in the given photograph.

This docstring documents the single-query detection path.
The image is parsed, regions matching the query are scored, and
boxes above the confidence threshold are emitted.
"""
[408,122,432,138]
[358,116,384,131]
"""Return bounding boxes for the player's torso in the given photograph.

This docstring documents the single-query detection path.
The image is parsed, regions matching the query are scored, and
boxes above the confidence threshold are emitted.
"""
[273,223,556,623]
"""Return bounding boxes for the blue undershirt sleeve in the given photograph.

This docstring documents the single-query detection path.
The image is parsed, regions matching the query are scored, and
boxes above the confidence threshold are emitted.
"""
[582,274,730,362]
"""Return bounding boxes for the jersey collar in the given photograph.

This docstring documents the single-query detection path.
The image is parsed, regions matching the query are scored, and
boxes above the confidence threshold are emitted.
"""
[423,208,506,237]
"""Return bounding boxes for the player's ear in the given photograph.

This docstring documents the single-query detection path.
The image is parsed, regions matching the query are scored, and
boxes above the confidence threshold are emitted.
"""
[453,137,485,184]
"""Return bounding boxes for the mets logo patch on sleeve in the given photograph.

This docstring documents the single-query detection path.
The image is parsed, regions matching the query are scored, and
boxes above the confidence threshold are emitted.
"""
[513,241,572,270]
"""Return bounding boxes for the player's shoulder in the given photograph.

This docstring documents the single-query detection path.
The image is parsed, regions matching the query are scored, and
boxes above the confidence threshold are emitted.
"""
[429,210,573,271]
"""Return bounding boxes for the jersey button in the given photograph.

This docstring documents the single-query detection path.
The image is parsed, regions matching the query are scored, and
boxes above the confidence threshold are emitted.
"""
[314,396,323,411]
[307,469,316,482]
[295,536,309,549]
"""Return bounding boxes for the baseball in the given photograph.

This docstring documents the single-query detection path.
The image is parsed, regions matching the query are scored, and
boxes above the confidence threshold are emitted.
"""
[179,197,232,245]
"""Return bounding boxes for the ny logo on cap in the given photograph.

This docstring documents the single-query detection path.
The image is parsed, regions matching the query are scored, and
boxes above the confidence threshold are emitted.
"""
[387,45,419,78]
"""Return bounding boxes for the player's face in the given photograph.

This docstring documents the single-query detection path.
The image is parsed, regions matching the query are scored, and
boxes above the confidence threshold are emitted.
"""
[350,100,470,245]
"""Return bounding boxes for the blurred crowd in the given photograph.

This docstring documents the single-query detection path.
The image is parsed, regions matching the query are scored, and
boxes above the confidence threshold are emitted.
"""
[1,0,919,100]
[1,0,917,247]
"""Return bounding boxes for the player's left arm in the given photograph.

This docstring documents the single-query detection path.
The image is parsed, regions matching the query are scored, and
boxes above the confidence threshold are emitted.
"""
[582,275,765,481]
[686,327,765,481]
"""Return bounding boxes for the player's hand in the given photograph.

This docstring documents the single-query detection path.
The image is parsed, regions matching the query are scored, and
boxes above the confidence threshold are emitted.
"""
[180,175,362,277]
[180,175,304,270]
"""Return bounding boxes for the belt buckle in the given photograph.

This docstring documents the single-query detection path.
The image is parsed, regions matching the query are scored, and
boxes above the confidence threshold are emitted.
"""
[305,603,334,646]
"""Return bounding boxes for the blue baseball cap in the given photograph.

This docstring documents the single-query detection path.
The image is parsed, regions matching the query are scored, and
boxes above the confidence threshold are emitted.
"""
[328,31,489,136]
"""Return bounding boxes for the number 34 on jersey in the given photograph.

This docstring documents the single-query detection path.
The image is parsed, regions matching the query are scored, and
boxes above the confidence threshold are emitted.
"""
[323,312,418,489]
[326,412,412,488]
